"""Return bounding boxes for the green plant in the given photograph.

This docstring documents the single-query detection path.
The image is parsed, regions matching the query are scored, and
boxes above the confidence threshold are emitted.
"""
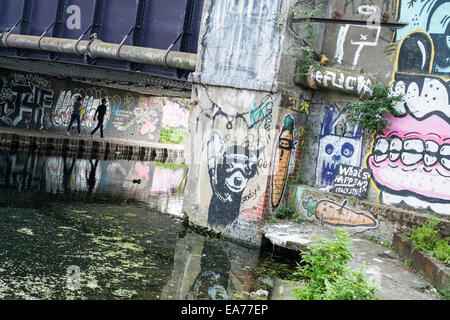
[292,228,377,300]
[382,241,394,250]
[439,288,450,300]
[346,82,403,135]
[405,259,413,269]
[267,216,278,224]
[299,101,310,116]
[410,219,450,265]
[276,206,296,219]
[291,212,303,223]
[289,1,327,78]
[295,126,309,153]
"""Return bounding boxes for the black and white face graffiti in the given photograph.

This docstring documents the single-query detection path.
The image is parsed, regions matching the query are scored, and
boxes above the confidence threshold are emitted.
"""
[207,132,262,229]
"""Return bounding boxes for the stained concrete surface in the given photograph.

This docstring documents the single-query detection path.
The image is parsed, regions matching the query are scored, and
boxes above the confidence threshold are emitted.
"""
[264,221,441,300]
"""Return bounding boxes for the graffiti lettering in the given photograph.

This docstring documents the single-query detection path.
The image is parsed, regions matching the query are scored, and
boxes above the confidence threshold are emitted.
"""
[241,185,261,204]
[0,74,54,130]
[53,90,111,129]
[330,164,371,199]
[314,70,373,97]
[248,95,273,131]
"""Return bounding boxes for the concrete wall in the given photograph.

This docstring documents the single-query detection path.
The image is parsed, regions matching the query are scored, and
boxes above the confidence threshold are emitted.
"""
[190,0,290,92]
[183,88,311,245]
[0,68,190,145]
[183,0,312,245]
[295,0,450,224]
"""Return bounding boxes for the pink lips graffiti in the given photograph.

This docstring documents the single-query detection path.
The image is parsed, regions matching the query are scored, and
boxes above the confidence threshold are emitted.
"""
[368,113,450,203]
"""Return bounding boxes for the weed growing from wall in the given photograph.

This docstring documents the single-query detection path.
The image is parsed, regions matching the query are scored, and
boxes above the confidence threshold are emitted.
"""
[410,219,450,265]
[346,82,403,135]
[275,0,327,78]
[292,228,377,300]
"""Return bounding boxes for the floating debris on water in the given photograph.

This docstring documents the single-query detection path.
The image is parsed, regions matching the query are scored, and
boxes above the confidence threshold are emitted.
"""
[17,228,34,236]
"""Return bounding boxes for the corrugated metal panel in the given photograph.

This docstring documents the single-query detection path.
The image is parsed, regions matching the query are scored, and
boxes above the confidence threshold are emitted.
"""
[93,0,140,70]
[20,0,61,60]
[0,0,25,57]
[0,0,25,32]
[56,0,96,64]
[0,0,204,81]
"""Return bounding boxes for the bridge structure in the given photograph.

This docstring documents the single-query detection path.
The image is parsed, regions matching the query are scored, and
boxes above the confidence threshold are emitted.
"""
[0,0,449,247]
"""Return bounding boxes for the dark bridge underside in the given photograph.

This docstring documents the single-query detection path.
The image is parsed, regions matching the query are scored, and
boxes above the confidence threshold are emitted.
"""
[0,57,192,98]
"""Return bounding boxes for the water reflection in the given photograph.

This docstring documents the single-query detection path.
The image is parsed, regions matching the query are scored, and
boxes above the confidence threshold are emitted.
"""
[162,231,259,300]
[0,150,297,300]
[0,151,187,215]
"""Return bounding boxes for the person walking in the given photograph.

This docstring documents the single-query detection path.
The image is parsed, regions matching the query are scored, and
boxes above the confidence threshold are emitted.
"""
[90,98,108,139]
[67,96,84,136]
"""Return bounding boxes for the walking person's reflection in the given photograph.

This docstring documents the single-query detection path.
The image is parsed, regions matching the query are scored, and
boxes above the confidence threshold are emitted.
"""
[63,157,76,191]
[86,159,99,194]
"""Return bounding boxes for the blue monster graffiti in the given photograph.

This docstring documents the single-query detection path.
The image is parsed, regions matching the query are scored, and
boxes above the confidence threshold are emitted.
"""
[315,106,364,186]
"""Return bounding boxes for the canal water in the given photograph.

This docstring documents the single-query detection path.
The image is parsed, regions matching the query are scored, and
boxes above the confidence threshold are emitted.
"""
[0,150,297,300]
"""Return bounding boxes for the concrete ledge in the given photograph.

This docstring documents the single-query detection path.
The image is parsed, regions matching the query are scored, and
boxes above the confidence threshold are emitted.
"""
[262,221,440,299]
[393,233,450,291]
[288,185,450,243]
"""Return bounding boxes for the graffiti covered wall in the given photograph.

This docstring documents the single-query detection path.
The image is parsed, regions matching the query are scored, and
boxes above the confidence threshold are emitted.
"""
[159,99,191,145]
[0,68,191,143]
[366,1,450,215]
[365,0,450,215]
[184,84,304,244]
[315,106,364,187]
[296,0,450,219]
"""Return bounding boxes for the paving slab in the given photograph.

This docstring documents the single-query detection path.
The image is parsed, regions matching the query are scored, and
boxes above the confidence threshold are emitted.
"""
[263,221,441,300]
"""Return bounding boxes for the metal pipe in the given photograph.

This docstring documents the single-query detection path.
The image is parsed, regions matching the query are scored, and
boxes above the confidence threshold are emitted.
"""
[295,64,375,99]
[0,33,197,71]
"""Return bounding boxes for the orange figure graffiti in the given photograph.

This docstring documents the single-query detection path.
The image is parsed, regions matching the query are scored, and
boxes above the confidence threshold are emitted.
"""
[271,114,295,209]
